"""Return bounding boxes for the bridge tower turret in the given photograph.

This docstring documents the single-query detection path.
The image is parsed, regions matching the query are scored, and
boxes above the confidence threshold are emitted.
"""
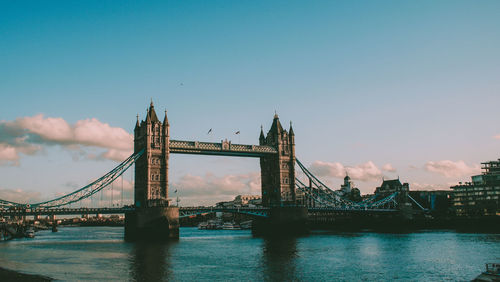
[134,101,170,208]
[260,114,296,207]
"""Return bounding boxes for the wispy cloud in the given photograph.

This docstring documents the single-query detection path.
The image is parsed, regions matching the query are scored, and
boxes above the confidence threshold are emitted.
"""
[424,160,480,178]
[0,188,43,204]
[382,163,396,172]
[309,161,386,182]
[0,114,133,165]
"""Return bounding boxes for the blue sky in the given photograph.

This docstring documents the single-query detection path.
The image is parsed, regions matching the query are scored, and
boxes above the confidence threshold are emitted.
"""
[1,1,499,205]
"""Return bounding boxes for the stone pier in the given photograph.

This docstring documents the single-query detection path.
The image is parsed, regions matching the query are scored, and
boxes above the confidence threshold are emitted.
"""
[125,206,179,241]
[252,207,308,236]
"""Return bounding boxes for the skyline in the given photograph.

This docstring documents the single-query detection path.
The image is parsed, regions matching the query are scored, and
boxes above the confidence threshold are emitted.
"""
[1,1,499,205]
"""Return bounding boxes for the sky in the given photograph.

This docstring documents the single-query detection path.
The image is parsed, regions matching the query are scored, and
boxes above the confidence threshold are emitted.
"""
[1,0,499,206]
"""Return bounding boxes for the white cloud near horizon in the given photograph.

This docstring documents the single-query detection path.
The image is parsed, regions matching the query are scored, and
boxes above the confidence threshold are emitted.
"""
[309,160,388,182]
[410,182,453,191]
[0,188,43,204]
[0,114,133,165]
[172,172,260,206]
[382,163,396,172]
[424,160,480,178]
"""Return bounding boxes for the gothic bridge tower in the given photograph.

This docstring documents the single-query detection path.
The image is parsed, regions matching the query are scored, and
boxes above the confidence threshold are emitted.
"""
[260,113,296,207]
[134,101,170,208]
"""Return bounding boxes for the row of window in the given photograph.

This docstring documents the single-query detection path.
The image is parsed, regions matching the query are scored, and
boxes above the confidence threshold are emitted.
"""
[150,174,162,181]
[454,186,500,191]
[453,195,499,202]
[454,191,500,197]
[151,158,162,165]
[150,186,163,199]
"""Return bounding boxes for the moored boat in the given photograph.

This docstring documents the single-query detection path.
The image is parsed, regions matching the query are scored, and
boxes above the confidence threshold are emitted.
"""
[222,222,241,230]
[473,263,500,281]
[25,228,35,238]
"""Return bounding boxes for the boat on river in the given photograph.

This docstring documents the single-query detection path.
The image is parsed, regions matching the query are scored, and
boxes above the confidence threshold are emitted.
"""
[198,220,222,230]
[473,263,500,281]
[25,229,35,238]
[222,222,241,230]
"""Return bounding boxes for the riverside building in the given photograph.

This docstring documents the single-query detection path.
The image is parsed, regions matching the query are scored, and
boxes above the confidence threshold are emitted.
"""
[451,158,500,216]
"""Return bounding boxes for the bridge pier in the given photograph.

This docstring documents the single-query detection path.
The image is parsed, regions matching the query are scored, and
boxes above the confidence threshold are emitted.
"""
[125,206,179,241]
[252,207,308,236]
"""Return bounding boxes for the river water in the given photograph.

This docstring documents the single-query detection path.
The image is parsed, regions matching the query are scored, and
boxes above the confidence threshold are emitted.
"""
[0,227,499,281]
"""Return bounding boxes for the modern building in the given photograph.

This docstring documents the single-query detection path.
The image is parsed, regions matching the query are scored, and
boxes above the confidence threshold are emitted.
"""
[451,158,500,216]
[409,190,452,215]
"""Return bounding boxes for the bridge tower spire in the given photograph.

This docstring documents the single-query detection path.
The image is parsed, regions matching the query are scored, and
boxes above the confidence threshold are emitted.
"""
[260,113,296,207]
[134,101,170,208]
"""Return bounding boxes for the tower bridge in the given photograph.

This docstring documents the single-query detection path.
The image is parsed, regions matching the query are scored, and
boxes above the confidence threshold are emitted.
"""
[0,102,416,239]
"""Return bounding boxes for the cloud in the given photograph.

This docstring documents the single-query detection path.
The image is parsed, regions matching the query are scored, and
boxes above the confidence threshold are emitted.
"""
[424,160,480,178]
[494,134,500,140]
[0,188,43,204]
[309,160,383,182]
[410,182,452,191]
[0,114,133,164]
[172,172,261,206]
[382,163,396,172]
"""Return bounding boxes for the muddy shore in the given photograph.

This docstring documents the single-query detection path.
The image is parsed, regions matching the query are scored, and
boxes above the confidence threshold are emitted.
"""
[0,266,53,281]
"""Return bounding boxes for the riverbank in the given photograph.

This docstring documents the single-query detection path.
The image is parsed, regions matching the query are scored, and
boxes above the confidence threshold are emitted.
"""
[0,266,53,281]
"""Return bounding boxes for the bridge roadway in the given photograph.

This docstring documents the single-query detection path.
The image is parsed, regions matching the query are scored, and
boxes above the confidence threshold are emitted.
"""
[0,206,398,217]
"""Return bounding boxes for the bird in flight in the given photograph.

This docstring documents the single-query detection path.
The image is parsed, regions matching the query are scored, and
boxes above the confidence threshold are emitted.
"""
[235,131,240,135]
[207,128,212,134]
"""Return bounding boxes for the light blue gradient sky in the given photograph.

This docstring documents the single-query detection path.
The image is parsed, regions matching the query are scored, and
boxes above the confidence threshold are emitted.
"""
[1,1,499,205]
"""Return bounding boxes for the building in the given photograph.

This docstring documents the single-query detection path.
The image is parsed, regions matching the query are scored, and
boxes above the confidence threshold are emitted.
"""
[294,174,361,208]
[259,114,296,206]
[233,195,261,207]
[339,174,361,202]
[216,195,262,208]
[134,101,170,208]
[375,178,409,197]
[374,178,410,205]
[409,190,452,215]
[451,158,500,216]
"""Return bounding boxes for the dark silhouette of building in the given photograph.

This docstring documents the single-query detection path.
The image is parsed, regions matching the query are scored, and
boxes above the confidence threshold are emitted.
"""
[409,190,453,215]
[451,158,500,216]
[375,179,409,197]
[375,178,410,204]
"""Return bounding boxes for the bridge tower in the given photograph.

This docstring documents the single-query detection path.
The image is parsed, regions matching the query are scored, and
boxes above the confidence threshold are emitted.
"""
[260,114,296,207]
[133,101,170,208]
[125,101,178,241]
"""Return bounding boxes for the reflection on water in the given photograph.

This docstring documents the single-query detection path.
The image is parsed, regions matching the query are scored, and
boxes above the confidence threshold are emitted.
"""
[261,237,299,281]
[129,242,174,281]
[0,227,499,281]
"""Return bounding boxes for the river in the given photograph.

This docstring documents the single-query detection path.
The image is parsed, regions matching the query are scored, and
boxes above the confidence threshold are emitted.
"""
[0,227,498,281]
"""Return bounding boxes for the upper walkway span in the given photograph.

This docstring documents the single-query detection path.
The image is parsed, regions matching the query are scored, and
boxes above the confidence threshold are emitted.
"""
[169,140,277,157]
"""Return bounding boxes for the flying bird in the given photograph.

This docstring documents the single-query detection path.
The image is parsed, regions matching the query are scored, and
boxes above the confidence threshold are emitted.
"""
[207,128,212,134]
[235,131,240,135]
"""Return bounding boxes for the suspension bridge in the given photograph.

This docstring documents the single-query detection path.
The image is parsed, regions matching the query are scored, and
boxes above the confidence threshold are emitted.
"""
[0,152,413,218]
[0,103,424,238]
